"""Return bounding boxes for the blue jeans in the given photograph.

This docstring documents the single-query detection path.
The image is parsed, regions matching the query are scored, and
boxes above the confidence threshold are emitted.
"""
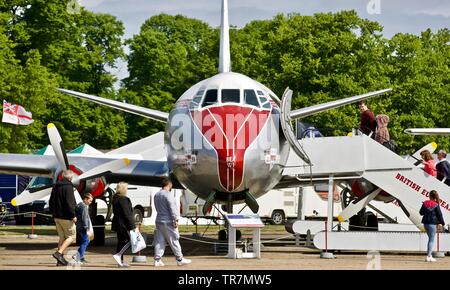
[424,224,436,257]
[78,230,90,259]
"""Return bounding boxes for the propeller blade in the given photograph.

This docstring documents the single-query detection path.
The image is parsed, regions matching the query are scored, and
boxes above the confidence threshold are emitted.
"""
[11,187,53,207]
[405,142,437,166]
[78,158,131,180]
[47,123,69,171]
[73,189,83,204]
[337,188,381,223]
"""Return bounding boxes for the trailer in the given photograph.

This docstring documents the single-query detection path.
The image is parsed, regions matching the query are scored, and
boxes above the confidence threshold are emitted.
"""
[0,174,36,224]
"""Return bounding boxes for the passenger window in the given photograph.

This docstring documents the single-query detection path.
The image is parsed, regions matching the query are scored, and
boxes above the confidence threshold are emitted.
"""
[221,89,240,103]
[202,90,218,107]
[244,90,260,107]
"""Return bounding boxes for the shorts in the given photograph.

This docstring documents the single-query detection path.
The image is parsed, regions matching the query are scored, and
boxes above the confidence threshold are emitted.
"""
[54,218,76,241]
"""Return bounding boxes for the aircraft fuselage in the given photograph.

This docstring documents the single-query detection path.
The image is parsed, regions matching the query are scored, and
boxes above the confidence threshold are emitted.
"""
[165,72,290,204]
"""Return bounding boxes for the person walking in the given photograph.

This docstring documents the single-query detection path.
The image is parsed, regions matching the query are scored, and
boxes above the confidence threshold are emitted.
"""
[358,101,377,138]
[375,114,390,145]
[153,178,191,267]
[74,193,93,264]
[111,182,138,267]
[49,170,77,266]
[421,150,437,177]
[436,150,450,186]
[420,190,445,262]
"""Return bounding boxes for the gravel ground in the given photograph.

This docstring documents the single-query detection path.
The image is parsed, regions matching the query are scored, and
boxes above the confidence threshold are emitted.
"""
[1,234,449,270]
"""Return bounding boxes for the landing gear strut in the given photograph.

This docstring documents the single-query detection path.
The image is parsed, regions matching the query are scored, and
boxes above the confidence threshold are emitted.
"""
[217,196,241,241]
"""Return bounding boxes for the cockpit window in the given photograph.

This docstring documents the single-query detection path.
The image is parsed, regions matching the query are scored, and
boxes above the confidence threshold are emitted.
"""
[195,90,205,98]
[257,90,264,96]
[28,176,53,189]
[258,96,271,109]
[202,89,218,107]
[191,90,204,108]
[221,89,240,103]
[262,102,271,109]
[244,90,260,107]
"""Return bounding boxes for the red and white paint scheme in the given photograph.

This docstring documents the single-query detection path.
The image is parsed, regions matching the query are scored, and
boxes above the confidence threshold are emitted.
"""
[166,72,288,204]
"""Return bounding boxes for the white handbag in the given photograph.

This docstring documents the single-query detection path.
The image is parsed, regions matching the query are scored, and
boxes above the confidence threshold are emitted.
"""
[130,230,147,253]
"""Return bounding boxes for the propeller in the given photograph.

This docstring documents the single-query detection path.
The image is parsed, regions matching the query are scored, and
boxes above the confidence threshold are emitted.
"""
[405,142,437,166]
[11,186,53,207]
[47,123,69,171]
[78,158,130,180]
[337,188,381,223]
[12,124,131,207]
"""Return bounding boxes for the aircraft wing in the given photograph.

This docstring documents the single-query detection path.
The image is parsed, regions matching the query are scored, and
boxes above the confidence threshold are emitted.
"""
[107,132,166,161]
[0,154,181,188]
[0,154,58,177]
[289,89,392,119]
[69,156,182,188]
[404,128,450,136]
[57,88,169,123]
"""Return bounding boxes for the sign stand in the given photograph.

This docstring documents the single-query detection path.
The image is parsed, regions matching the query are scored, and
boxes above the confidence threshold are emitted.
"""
[225,214,264,259]
[27,211,38,239]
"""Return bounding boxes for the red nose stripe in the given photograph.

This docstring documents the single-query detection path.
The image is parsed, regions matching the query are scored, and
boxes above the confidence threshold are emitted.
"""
[192,105,270,191]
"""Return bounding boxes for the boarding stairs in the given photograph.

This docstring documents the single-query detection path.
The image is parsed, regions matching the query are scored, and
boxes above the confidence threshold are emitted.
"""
[282,134,450,252]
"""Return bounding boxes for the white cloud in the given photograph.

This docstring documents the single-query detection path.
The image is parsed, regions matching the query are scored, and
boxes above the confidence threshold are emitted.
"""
[82,0,449,84]
[79,0,106,8]
[414,8,450,18]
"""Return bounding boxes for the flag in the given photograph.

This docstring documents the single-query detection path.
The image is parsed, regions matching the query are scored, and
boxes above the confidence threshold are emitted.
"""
[2,100,34,125]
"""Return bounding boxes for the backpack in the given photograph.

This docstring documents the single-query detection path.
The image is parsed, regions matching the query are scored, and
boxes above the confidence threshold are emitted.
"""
[382,139,397,153]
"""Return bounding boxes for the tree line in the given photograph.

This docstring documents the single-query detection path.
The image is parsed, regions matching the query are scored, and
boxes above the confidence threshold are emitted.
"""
[0,1,448,155]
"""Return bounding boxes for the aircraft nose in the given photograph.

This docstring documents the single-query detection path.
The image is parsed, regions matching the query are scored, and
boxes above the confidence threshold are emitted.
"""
[192,105,271,191]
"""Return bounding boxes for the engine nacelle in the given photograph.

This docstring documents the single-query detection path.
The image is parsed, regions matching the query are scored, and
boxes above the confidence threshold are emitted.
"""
[57,165,106,199]
[351,179,394,203]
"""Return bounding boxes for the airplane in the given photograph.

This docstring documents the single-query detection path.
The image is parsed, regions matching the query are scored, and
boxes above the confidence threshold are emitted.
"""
[404,128,450,136]
[0,0,392,231]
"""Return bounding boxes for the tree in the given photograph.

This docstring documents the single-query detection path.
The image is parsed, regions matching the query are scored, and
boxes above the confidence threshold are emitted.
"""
[0,13,57,152]
[230,12,448,154]
[0,0,128,150]
[385,28,450,153]
[123,14,218,142]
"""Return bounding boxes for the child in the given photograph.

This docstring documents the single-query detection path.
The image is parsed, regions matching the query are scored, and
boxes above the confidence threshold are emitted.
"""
[74,193,93,264]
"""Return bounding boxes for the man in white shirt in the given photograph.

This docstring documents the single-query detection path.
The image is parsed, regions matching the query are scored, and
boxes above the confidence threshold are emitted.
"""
[153,178,191,267]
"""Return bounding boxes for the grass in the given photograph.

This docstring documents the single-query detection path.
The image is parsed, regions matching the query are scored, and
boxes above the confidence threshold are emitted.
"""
[0,224,288,236]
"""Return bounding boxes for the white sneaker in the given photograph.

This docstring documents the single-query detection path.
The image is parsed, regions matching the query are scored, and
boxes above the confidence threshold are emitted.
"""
[113,254,123,266]
[426,256,437,262]
[154,260,165,267]
[119,262,130,268]
[177,258,192,266]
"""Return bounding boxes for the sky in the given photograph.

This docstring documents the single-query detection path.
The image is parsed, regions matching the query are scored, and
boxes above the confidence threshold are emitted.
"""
[78,0,450,85]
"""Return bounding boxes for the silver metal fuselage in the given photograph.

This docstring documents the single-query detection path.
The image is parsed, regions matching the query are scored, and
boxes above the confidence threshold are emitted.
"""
[164,72,290,204]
